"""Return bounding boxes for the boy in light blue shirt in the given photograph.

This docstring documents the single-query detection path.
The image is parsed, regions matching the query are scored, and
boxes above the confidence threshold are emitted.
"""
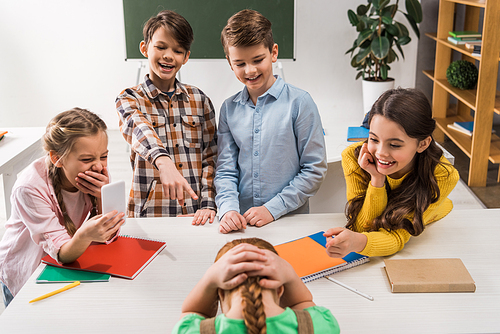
[215,9,327,233]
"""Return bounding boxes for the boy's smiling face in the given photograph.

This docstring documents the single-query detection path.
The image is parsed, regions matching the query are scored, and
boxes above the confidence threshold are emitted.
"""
[226,43,278,104]
[140,26,190,92]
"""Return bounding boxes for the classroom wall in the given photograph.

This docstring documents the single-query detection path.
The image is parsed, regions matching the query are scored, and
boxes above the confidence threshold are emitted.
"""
[0,0,418,130]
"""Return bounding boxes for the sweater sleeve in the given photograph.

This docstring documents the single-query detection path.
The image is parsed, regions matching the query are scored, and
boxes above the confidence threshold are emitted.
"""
[341,143,388,232]
[358,157,460,257]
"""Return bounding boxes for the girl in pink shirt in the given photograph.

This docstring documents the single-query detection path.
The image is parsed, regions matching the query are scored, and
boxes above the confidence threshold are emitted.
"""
[0,108,125,307]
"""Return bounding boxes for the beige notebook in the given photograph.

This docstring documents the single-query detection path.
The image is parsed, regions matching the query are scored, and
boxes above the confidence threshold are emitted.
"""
[384,258,476,293]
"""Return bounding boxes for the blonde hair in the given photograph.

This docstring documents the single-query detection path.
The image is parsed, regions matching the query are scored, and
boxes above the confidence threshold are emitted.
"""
[43,108,107,236]
[221,9,274,57]
[215,238,278,334]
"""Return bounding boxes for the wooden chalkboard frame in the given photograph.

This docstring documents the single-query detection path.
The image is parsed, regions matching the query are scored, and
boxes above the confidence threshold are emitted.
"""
[122,0,295,60]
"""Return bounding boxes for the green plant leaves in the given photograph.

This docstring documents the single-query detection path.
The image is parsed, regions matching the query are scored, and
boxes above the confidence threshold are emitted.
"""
[357,29,373,46]
[348,9,359,26]
[404,13,420,38]
[406,0,423,23]
[371,36,390,59]
[380,64,388,80]
[346,0,421,80]
[385,23,399,36]
[356,46,372,63]
[357,4,370,15]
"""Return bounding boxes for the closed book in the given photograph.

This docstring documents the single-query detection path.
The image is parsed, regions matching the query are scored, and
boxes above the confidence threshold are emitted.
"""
[37,265,110,283]
[42,235,166,279]
[447,36,480,45]
[347,126,369,142]
[464,41,482,49]
[449,31,481,38]
[447,122,472,137]
[275,231,369,283]
[384,258,476,293]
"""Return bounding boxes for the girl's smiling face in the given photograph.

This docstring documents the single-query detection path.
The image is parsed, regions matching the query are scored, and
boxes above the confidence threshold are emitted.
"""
[367,115,430,179]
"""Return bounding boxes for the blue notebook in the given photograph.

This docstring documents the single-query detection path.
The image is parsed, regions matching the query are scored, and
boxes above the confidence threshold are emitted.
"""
[347,126,369,142]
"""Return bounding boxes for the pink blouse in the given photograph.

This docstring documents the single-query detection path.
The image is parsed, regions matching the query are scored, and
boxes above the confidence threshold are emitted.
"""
[0,157,97,296]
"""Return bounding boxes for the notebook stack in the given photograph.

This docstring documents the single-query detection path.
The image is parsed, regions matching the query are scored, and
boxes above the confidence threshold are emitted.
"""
[447,31,481,47]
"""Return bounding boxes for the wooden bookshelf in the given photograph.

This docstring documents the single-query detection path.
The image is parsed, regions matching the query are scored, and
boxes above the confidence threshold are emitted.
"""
[424,0,500,186]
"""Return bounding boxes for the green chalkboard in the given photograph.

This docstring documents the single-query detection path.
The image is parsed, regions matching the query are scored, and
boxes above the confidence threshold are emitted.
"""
[122,0,295,60]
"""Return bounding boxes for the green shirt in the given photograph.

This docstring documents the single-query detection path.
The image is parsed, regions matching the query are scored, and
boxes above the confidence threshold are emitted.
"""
[171,306,340,333]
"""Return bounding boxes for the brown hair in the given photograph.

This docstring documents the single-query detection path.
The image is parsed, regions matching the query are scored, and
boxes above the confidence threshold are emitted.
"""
[142,10,193,52]
[215,238,278,334]
[221,9,274,56]
[346,88,450,236]
[43,108,107,236]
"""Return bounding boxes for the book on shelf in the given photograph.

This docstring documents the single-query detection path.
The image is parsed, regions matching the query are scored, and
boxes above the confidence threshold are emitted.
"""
[447,121,495,137]
[384,258,476,293]
[471,45,481,57]
[42,235,167,279]
[449,30,481,39]
[347,126,369,142]
[274,231,369,283]
[447,36,481,45]
[464,41,482,49]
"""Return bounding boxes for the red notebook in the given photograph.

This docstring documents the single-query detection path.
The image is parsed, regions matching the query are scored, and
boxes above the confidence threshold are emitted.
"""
[42,235,166,279]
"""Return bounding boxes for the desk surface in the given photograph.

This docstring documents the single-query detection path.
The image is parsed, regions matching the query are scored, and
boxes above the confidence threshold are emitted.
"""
[0,209,499,333]
[0,127,45,172]
[0,127,46,218]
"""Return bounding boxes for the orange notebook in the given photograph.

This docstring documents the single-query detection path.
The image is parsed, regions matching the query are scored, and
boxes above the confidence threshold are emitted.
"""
[275,231,369,283]
[42,235,166,279]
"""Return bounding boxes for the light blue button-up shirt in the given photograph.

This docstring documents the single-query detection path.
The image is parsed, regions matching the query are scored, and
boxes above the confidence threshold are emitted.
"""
[215,76,327,220]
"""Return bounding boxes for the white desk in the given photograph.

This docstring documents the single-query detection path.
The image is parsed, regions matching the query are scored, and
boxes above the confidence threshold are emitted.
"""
[0,128,46,218]
[0,209,499,333]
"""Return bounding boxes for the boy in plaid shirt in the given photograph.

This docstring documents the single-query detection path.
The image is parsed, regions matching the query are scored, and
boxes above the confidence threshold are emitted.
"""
[116,10,217,224]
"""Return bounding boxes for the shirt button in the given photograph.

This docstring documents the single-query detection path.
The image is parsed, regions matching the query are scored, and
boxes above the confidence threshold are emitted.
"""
[179,163,183,168]
[254,152,258,156]
[173,124,177,127]
[152,121,157,126]
[255,129,259,133]
[256,108,260,113]
[254,194,259,198]
[175,144,179,148]
[254,173,258,178]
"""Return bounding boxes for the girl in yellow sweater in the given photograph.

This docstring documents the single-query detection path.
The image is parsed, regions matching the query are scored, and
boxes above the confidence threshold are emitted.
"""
[325,88,459,257]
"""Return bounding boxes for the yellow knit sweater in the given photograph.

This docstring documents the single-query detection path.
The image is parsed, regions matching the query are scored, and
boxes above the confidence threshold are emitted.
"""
[341,142,459,257]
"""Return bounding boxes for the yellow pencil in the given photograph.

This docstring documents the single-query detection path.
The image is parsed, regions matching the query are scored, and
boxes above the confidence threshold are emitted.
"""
[29,281,80,303]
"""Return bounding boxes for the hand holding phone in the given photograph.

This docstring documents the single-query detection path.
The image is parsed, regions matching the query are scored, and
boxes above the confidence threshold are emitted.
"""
[101,180,126,225]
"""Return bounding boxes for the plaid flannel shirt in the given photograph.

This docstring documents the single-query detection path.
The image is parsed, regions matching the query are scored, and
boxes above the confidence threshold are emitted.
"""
[116,75,217,217]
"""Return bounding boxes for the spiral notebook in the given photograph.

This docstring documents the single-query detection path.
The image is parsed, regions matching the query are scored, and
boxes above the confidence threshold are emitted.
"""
[42,235,166,279]
[275,231,369,283]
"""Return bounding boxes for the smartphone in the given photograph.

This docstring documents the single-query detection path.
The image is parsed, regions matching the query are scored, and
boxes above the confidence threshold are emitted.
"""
[101,180,126,225]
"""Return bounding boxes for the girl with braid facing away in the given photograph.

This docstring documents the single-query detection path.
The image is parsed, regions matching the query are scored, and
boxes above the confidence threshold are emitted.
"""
[325,88,459,258]
[0,109,125,307]
[173,238,339,333]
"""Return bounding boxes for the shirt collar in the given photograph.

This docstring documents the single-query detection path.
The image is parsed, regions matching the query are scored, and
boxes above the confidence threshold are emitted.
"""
[234,75,284,105]
[142,74,190,101]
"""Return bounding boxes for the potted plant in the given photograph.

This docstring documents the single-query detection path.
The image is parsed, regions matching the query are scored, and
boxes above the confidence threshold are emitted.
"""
[346,0,423,115]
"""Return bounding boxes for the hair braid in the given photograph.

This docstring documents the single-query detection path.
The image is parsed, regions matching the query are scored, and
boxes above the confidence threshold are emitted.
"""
[241,277,267,334]
[47,162,77,236]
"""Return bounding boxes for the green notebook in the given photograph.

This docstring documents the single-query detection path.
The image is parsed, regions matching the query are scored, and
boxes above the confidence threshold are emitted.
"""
[37,265,111,283]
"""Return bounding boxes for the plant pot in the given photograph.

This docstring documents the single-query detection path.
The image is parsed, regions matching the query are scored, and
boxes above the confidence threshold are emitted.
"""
[362,78,395,116]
